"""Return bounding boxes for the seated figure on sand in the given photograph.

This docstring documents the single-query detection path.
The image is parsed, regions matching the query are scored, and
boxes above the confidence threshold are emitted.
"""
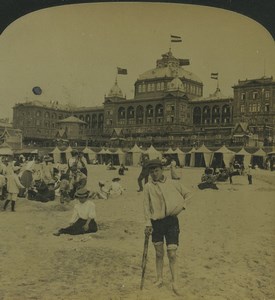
[198,168,219,190]
[91,181,110,200]
[53,188,98,236]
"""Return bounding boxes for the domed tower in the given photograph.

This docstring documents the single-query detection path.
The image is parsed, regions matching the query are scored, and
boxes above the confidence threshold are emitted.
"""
[134,49,203,100]
[104,79,125,103]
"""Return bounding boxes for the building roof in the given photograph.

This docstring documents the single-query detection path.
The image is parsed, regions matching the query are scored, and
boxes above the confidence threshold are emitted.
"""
[108,79,124,98]
[57,116,87,124]
[233,76,275,88]
[14,99,73,111]
[138,50,202,83]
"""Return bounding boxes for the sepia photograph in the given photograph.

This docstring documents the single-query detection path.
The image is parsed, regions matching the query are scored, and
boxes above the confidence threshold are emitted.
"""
[0,1,274,299]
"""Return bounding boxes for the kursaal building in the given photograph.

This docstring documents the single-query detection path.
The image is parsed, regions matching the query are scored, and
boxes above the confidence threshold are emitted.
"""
[13,49,275,147]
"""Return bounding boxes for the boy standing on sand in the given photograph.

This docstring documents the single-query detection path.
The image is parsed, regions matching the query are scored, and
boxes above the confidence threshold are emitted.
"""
[3,166,25,212]
[143,159,191,295]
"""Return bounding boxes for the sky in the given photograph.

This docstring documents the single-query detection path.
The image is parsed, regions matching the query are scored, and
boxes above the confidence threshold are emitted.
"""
[0,2,274,120]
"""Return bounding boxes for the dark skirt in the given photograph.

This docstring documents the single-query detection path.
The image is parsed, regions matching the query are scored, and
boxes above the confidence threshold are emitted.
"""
[21,170,33,188]
[198,182,219,190]
[59,218,98,235]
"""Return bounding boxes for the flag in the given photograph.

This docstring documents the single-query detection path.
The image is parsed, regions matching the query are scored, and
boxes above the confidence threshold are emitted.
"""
[179,59,190,66]
[171,35,182,43]
[117,67,127,75]
[211,73,218,80]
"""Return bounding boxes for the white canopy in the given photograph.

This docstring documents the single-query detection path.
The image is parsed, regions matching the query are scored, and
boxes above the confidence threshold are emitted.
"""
[235,147,252,167]
[144,145,161,160]
[194,144,213,167]
[215,145,235,167]
[252,148,266,157]
[114,148,126,165]
[64,146,73,161]
[50,147,61,163]
[127,144,144,166]
[82,147,96,161]
[0,147,13,156]
[185,147,196,167]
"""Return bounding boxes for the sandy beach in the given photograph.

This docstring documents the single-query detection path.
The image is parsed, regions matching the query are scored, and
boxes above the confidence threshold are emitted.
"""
[0,165,274,300]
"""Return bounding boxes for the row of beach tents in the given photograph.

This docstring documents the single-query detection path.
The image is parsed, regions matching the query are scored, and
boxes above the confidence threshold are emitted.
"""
[0,142,273,168]
[49,144,272,168]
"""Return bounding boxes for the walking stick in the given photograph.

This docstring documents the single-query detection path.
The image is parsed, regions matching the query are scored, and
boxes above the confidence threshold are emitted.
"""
[140,230,150,290]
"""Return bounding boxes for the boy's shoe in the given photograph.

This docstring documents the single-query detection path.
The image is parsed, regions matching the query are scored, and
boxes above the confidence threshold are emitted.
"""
[53,231,61,236]
[153,280,163,288]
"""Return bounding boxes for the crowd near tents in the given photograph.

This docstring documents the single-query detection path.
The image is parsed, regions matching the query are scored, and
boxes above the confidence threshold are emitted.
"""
[1,143,272,169]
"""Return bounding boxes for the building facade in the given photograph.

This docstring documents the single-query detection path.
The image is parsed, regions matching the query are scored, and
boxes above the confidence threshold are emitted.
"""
[232,76,275,145]
[12,50,274,147]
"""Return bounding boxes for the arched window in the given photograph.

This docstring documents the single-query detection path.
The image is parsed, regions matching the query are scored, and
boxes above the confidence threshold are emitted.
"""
[222,104,231,124]
[202,106,210,124]
[36,111,41,117]
[212,105,220,124]
[160,82,165,90]
[193,107,201,124]
[136,105,144,124]
[118,107,126,119]
[98,114,104,129]
[91,114,97,128]
[138,85,142,93]
[45,112,49,118]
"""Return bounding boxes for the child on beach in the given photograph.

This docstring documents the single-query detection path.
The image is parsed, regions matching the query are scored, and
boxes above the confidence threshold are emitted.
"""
[109,177,124,198]
[170,159,180,180]
[247,164,254,185]
[53,188,98,236]
[92,181,109,200]
[3,166,25,212]
[59,172,71,203]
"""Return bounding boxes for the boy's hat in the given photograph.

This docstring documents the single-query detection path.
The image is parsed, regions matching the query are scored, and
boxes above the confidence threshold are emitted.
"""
[71,149,79,155]
[75,188,90,198]
[112,177,121,182]
[146,159,162,169]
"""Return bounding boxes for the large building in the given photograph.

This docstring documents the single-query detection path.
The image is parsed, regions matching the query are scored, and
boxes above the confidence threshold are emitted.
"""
[12,50,274,148]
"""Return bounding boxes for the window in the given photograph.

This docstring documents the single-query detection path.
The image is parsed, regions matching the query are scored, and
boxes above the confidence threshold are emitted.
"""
[253,92,258,99]
[160,82,165,90]
[36,111,41,117]
[252,104,257,112]
[265,104,270,112]
[241,93,246,100]
[171,105,175,112]
[265,91,270,99]
[151,83,155,91]
[257,103,261,112]
[147,84,151,92]
[249,104,252,112]
[138,85,142,93]
[142,84,146,92]
[156,83,161,91]
[240,105,245,113]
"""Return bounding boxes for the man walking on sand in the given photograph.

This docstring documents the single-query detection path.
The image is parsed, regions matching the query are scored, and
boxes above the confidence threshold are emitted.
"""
[143,159,191,295]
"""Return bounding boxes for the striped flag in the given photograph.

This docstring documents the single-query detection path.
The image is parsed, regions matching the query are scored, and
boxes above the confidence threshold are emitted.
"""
[211,73,218,80]
[117,67,127,75]
[171,35,182,43]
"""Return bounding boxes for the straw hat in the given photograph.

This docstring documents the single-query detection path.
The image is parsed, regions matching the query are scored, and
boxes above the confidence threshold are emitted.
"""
[75,188,90,198]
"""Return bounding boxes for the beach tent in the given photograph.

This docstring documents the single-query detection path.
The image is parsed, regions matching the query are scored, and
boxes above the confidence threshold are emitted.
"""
[251,148,266,168]
[144,145,162,160]
[214,145,235,167]
[97,148,107,164]
[164,147,185,166]
[0,142,13,156]
[185,147,196,167]
[163,147,180,165]
[50,147,61,163]
[114,148,126,165]
[82,147,96,163]
[127,143,144,166]
[174,148,185,166]
[0,147,13,156]
[235,147,252,167]
[194,144,213,167]
[64,146,73,163]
